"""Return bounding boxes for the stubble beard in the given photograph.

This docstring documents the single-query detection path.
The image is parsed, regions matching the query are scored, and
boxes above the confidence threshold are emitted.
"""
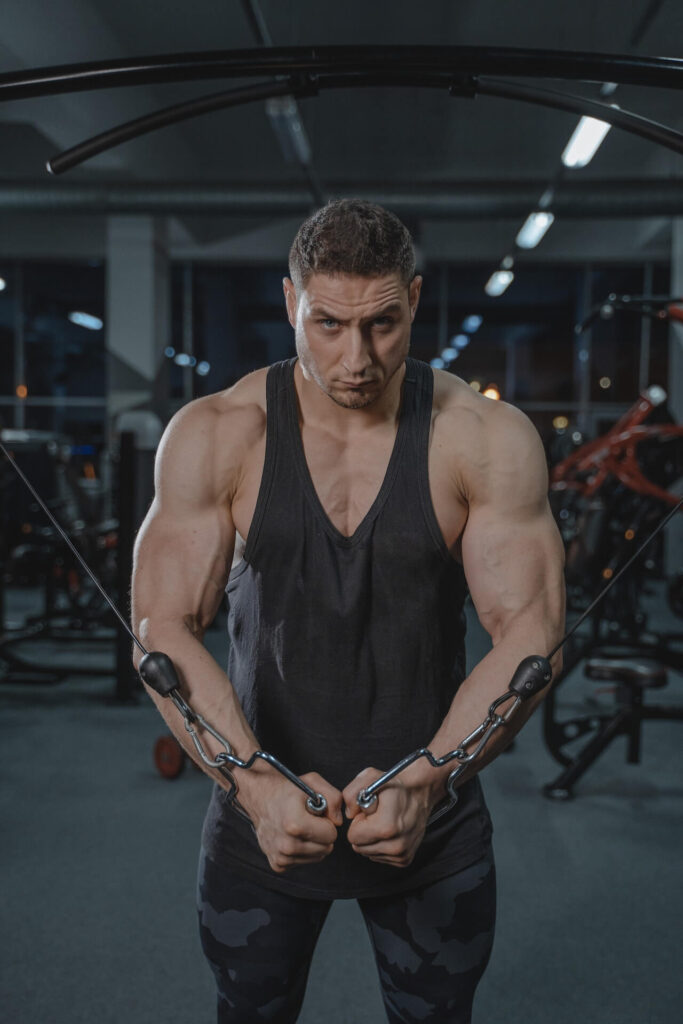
[327,386,378,410]
[299,348,380,410]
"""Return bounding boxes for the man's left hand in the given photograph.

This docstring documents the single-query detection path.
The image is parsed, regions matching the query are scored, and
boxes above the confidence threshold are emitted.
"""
[342,767,434,868]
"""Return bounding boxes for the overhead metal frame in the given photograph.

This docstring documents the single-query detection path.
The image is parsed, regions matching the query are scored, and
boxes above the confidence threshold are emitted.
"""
[0,46,681,175]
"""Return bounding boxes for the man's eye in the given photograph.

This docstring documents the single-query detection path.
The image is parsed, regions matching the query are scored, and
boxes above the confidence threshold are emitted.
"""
[320,319,338,328]
[373,317,393,327]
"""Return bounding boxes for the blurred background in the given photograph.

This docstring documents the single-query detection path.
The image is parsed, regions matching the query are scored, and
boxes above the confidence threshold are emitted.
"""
[1,2,682,1022]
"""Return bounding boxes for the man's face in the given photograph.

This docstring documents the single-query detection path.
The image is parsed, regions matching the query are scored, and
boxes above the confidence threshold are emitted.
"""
[283,272,422,410]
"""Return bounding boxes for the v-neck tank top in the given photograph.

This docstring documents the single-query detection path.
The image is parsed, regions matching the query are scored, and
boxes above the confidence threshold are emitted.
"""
[201,357,493,899]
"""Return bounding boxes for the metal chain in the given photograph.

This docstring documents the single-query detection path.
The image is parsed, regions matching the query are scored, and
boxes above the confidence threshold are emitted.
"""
[170,684,522,830]
[356,690,523,826]
[160,653,553,831]
[165,688,328,829]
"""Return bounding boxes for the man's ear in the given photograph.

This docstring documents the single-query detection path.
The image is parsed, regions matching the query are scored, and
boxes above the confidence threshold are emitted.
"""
[409,275,423,321]
[283,277,298,329]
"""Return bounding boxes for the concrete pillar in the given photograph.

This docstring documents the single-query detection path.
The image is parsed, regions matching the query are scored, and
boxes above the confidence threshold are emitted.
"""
[106,216,170,431]
[667,219,683,575]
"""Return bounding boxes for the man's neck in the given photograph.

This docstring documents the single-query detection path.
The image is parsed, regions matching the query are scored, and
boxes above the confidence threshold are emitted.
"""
[292,358,407,437]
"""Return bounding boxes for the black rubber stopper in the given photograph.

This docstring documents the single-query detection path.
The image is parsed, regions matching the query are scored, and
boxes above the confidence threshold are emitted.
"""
[508,655,553,700]
[138,651,182,697]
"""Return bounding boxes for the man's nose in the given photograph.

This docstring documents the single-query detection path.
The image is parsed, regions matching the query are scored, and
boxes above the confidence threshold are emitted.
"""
[341,328,373,375]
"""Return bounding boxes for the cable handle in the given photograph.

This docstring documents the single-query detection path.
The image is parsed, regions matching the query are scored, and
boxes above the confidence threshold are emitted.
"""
[139,651,328,819]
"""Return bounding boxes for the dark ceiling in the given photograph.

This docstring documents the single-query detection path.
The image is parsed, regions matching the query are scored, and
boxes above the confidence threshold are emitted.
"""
[0,0,681,264]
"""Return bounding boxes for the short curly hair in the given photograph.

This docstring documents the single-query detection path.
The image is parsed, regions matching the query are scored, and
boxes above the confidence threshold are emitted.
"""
[289,198,416,290]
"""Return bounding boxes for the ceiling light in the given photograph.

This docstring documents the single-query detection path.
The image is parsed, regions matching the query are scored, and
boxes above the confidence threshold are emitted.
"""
[164,346,176,358]
[196,361,211,376]
[68,311,103,330]
[482,385,501,400]
[430,357,445,369]
[516,211,555,249]
[174,353,192,366]
[485,270,514,297]
[0,277,6,291]
[599,376,611,389]
[441,347,458,361]
[452,334,470,350]
[462,315,483,333]
[561,111,617,168]
[469,380,481,391]
[266,96,312,166]
[553,416,569,430]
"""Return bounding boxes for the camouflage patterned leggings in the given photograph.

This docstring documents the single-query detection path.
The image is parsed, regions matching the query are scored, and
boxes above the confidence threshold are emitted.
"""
[196,845,496,1024]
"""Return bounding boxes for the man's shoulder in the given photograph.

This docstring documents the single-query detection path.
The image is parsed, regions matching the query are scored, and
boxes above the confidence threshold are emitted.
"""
[432,367,537,443]
[156,368,270,502]
[430,367,544,500]
[172,366,269,442]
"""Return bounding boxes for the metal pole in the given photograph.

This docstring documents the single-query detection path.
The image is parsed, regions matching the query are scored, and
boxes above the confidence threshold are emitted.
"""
[576,266,593,434]
[638,262,654,391]
[14,263,24,430]
[505,334,517,403]
[438,265,448,355]
[114,430,139,702]
[182,263,194,403]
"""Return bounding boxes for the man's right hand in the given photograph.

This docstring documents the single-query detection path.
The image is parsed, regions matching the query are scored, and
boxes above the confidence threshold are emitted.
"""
[246,771,344,875]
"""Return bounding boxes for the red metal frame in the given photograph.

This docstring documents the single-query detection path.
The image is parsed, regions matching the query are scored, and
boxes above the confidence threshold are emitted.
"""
[551,390,683,505]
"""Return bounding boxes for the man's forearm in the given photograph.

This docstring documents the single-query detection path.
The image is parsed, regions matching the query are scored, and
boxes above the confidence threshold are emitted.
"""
[132,620,279,813]
[402,621,563,806]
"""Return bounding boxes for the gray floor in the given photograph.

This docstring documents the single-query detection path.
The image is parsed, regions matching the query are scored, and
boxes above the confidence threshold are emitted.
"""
[1,587,682,1023]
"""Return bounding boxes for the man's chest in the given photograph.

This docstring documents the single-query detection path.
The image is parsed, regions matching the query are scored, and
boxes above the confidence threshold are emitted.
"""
[231,413,470,558]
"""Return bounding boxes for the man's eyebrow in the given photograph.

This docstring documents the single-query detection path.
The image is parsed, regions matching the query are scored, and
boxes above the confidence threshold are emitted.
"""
[309,306,341,319]
[309,302,403,321]
[363,302,403,320]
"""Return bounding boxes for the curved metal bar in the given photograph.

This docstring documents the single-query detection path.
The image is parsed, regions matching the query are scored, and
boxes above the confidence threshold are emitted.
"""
[47,71,683,176]
[476,78,683,156]
[47,78,311,175]
[1,46,682,103]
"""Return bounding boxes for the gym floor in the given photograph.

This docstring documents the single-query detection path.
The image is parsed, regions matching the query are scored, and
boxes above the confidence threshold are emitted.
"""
[1,585,681,1024]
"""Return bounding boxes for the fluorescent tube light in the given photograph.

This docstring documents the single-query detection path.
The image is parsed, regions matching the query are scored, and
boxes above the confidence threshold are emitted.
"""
[561,112,616,168]
[515,211,555,249]
[266,96,312,166]
[68,311,103,330]
[485,271,514,297]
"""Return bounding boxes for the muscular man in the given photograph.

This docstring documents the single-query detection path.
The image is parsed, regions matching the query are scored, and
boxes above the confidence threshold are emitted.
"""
[132,199,565,1024]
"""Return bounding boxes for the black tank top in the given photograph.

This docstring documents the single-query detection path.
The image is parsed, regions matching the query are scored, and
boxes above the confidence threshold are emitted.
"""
[201,357,493,899]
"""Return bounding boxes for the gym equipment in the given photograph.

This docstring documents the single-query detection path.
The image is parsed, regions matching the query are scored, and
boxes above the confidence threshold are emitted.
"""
[154,734,187,780]
[543,389,683,798]
[575,293,683,335]
[1,437,680,828]
[0,48,681,176]
[0,430,138,700]
[542,646,683,800]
